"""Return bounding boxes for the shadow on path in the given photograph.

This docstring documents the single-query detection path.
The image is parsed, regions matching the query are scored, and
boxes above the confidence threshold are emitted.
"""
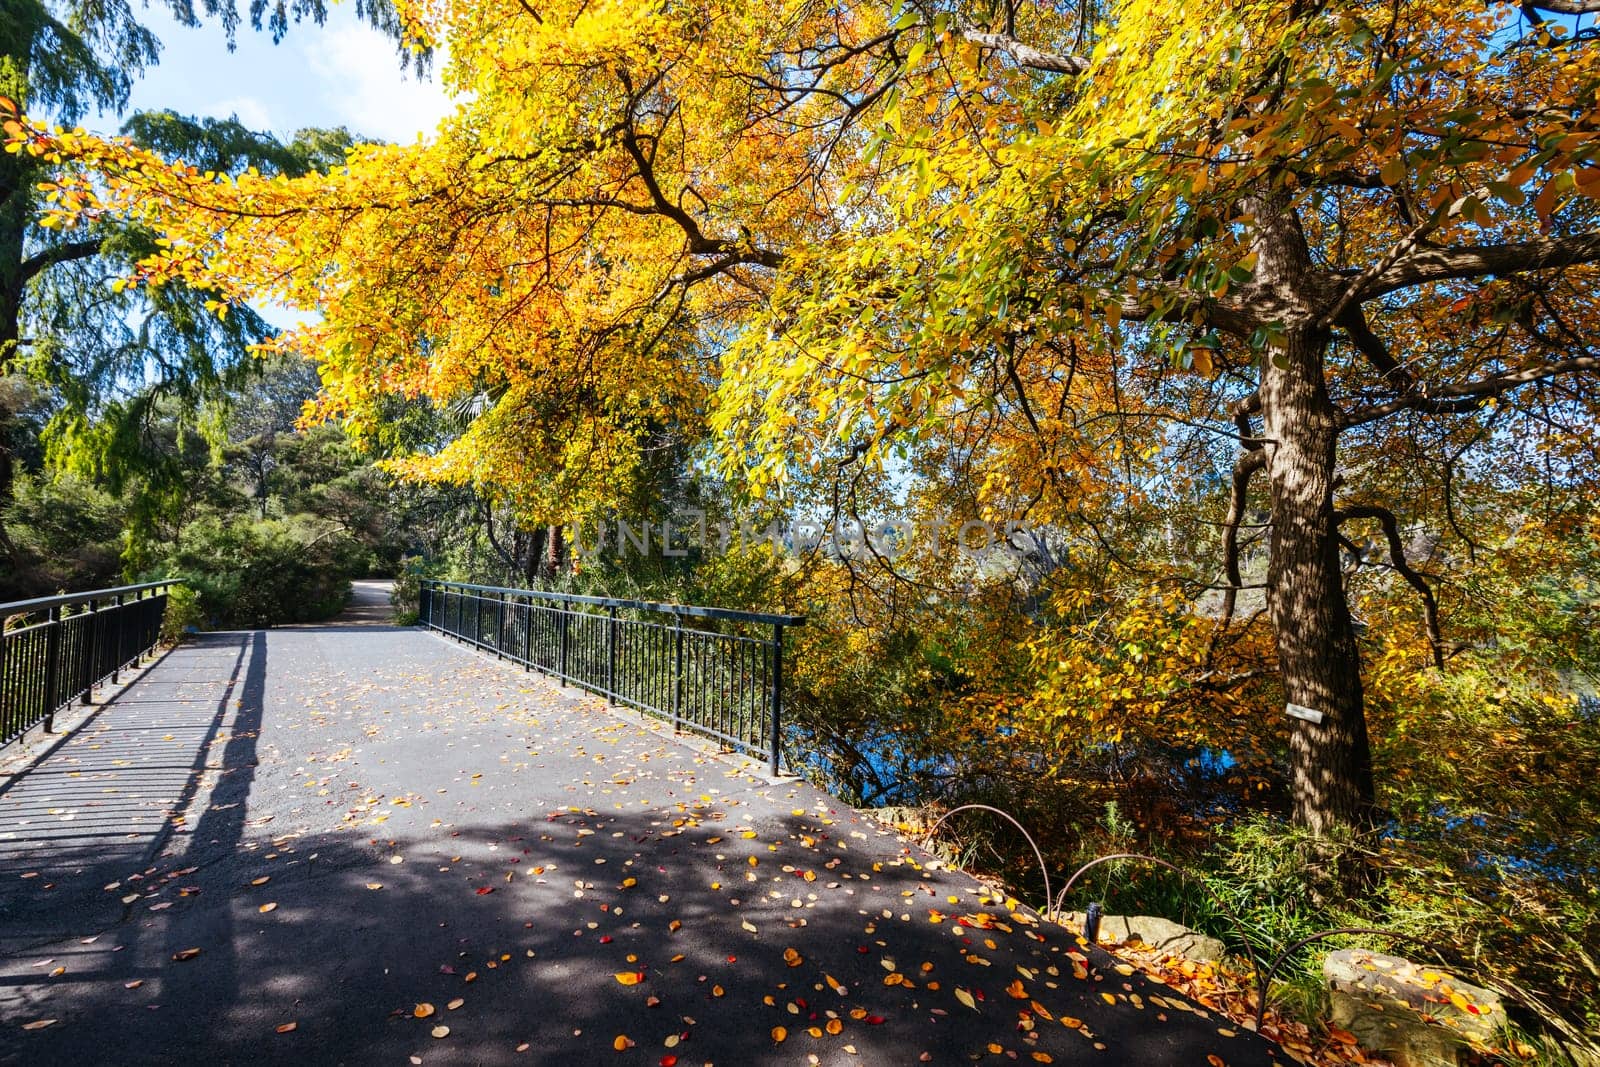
[0,622,1285,1066]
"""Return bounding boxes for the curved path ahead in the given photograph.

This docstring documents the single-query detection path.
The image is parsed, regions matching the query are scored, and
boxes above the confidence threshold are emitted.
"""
[0,587,1284,1065]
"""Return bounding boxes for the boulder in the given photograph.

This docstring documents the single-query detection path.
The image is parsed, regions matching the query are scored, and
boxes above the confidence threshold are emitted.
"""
[1065,912,1225,962]
[1323,949,1508,1067]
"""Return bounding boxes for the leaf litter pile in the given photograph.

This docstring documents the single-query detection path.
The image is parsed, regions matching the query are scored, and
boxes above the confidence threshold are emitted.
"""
[1,626,1291,1064]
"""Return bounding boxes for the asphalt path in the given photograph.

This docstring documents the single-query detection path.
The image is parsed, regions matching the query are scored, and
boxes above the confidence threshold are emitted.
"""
[0,582,1286,1065]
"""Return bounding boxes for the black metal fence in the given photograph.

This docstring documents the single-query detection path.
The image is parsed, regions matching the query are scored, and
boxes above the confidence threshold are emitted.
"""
[420,580,804,774]
[1,581,181,747]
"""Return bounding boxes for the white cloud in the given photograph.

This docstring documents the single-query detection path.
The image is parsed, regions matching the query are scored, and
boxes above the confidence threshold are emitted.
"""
[302,23,453,144]
[206,96,275,132]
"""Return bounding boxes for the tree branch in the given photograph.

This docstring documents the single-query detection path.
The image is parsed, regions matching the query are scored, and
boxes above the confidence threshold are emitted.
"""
[1217,448,1267,634]
[18,238,104,284]
[958,26,1090,74]
[1342,354,1600,426]
[1358,231,1600,302]
[1526,0,1600,13]
[1335,305,1418,394]
[1336,504,1445,669]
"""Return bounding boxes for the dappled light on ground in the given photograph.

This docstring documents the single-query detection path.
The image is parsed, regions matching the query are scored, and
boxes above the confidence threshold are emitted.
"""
[1,615,1280,1064]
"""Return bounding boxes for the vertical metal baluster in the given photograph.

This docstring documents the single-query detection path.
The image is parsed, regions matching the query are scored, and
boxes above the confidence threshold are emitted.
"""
[110,593,124,685]
[606,606,617,704]
[79,599,96,704]
[42,606,61,732]
[495,592,506,659]
[768,623,785,777]
[558,608,569,686]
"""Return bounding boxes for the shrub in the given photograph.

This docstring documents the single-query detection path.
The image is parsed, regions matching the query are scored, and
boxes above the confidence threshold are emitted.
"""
[152,514,358,628]
[160,584,204,642]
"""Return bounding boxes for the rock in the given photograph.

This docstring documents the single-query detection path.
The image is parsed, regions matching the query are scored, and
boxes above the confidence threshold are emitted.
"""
[1323,949,1508,1067]
[1065,912,1226,962]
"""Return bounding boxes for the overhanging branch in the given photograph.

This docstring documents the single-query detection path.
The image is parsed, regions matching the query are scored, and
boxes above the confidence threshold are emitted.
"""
[1358,231,1600,302]
[1336,504,1445,669]
[1342,354,1599,426]
[958,26,1090,74]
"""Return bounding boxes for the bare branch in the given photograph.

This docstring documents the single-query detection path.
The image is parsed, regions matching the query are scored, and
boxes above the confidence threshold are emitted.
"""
[1342,354,1600,426]
[1358,231,1600,302]
[1527,0,1600,13]
[19,238,104,284]
[958,25,1090,74]
[1337,504,1445,669]
[1217,448,1267,633]
[1335,306,1418,394]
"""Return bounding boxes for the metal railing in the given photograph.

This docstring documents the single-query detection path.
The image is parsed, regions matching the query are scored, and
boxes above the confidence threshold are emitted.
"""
[1,580,182,746]
[420,580,804,775]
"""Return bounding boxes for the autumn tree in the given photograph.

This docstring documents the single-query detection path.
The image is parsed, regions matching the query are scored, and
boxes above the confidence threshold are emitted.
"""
[0,0,395,560]
[11,0,1600,836]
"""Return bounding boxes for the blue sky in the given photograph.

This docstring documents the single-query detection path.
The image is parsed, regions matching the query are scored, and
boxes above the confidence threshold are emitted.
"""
[75,4,455,328]
[102,3,453,146]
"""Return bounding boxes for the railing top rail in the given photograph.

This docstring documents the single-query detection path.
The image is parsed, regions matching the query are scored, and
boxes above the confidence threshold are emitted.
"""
[0,579,184,617]
[422,579,806,628]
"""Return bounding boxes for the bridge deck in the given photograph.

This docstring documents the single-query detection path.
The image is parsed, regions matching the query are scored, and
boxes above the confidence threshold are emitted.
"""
[1,583,1280,1065]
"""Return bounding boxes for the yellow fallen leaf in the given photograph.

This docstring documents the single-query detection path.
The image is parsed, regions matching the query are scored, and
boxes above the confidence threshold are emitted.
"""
[172,948,201,961]
[259,902,277,913]
[22,1020,56,1031]
[955,987,977,1010]
[414,1003,435,1018]
[1005,979,1027,999]
[613,1034,634,1051]
[276,1022,297,1034]
[250,877,269,886]
[614,972,644,986]
[771,1026,788,1043]
[431,1025,449,1039]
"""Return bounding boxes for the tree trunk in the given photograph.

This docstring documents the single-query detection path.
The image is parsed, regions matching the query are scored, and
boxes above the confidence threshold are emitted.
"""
[1259,326,1375,834]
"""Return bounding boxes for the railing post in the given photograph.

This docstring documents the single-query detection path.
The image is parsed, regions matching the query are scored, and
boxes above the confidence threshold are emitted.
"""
[768,623,784,777]
[521,597,532,668]
[42,606,61,733]
[111,593,124,684]
[495,593,506,659]
[606,605,618,705]
[80,599,96,704]
[420,582,431,628]
[558,609,569,686]
[672,616,684,734]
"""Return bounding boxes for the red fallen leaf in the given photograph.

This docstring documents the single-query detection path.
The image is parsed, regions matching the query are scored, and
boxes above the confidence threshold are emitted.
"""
[865,1015,886,1025]
[475,887,495,895]
[726,956,737,963]
[599,936,613,944]
[660,1058,678,1066]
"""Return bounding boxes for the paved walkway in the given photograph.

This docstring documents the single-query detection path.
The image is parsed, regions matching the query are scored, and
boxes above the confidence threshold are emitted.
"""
[0,583,1283,1065]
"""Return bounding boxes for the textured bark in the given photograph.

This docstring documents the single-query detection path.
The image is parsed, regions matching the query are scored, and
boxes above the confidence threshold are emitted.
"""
[1259,327,1375,833]
[1244,194,1376,834]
